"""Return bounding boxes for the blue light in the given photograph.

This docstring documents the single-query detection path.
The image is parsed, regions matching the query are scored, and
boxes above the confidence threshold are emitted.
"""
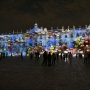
[0,23,90,56]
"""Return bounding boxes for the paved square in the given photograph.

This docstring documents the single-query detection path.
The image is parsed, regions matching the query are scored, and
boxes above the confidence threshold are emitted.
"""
[0,56,90,90]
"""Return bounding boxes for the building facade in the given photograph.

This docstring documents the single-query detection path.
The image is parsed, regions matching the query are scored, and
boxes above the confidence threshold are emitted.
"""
[0,23,90,56]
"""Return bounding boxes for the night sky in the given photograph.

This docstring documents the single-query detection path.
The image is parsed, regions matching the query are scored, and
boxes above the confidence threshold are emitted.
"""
[0,0,90,33]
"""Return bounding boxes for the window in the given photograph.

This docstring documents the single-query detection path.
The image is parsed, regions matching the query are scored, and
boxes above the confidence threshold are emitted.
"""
[65,35,67,38]
[40,35,42,39]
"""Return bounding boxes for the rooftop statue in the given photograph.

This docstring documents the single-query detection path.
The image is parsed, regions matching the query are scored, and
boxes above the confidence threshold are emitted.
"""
[87,25,90,30]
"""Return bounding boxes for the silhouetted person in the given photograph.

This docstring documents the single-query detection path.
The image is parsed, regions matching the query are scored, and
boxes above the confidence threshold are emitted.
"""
[79,53,82,59]
[0,52,2,60]
[3,52,5,59]
[76,53,78,58]
[56,51,59,61]
[84,51,88,63]
[52,53,56,65]
[1,52,3,59]
[65,53,68,60]
[35,51,40,60]
[68,52,73,65]
[63,54,65,60]
[30,52,33,59]
[35,51,37,58]
[48,52,51,66]
[11,52,12,57]
[60,52,63,60]
[6,52,8,57]
[37,51,40,60]
[42,51,48,66]
[88,52,90,63]
[21,52,23,60]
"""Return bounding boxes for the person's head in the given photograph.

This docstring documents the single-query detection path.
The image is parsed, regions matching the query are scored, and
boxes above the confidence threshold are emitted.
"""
[44,51,46,53]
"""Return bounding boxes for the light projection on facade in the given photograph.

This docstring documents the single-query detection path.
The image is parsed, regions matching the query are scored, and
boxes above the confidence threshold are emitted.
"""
[0,23,90,56]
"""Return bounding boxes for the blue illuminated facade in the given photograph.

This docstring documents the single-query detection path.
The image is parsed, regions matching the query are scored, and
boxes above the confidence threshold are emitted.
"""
[0,23,90,56]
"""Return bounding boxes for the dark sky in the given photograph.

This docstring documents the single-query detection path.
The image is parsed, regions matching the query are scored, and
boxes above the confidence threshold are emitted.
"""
[0,0,90,33]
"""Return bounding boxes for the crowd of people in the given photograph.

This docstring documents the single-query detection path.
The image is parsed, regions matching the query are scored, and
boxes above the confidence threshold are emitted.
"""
[0,52,6,59]
[76,51,90,63]
[42,51,73,66]
[0,49,90,65]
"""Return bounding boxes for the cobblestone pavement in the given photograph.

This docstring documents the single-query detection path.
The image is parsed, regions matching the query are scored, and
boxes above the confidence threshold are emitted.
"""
[0,55,90,90]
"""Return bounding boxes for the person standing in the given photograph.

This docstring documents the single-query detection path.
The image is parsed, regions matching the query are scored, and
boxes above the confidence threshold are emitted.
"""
[21,52,23,60]
[0,52,2,60]
[88,51,90,63]
[42,51,48,66]
[68,52,73,65]
[48,52,52,66]
[52,53,56,65]
[84,51,88,63]
[35,51,39,60]
[56,51,59,61]
[60,52,63,60]
[63,54,65,60]
[30,52,33,59]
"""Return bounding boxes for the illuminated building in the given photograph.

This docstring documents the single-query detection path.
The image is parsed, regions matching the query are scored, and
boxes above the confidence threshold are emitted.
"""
[0,23,90,56]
